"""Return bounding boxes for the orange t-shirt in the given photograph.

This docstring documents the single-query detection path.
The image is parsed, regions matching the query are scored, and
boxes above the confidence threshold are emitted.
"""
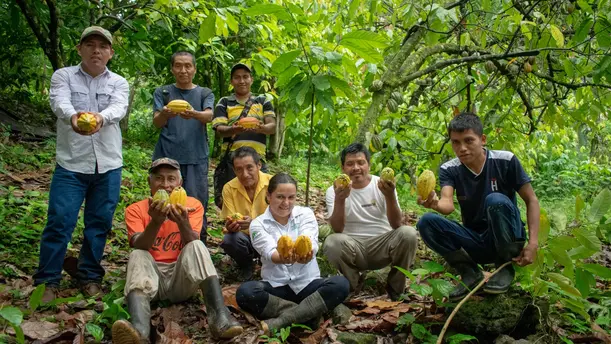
[125,197,203,263]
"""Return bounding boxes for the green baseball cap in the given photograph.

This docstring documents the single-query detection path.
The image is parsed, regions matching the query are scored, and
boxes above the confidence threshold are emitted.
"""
[80,26,113,45]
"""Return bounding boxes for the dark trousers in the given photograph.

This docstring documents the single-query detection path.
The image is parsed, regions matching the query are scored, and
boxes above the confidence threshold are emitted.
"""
[416,193,526,264]
[220,231,258,267]
[34,164,122,286]
[179,162,208,243]
[236,276,350,318]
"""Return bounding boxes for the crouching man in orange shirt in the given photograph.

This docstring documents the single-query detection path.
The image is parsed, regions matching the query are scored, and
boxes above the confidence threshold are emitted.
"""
[112,158,242,343]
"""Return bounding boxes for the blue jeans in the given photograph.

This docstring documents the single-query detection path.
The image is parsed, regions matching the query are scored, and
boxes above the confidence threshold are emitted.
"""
[220,231,258,268]
[179,162,208,242]
[34,164,122,286]
[417,193,526,264]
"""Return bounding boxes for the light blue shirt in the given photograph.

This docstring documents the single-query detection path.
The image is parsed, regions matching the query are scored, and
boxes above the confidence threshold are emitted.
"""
[250,206,320,293]
[49,64,129,174]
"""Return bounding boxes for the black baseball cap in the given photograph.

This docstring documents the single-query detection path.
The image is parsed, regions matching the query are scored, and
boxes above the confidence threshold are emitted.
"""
[230,63,252,77]
[149,157,180,173]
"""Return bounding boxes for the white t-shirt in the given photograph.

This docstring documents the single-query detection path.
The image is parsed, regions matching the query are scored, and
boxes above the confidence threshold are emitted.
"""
[325,175,400,239]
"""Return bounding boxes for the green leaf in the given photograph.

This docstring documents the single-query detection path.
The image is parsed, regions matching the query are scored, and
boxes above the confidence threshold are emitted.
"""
[588,189,611,223]
[29,284,45,311]
[575,268,595,298]
[0,306,23,325]
[548,273,582,297]
[448,333,479,344]
[550,245,574,272]
[550,24,565,48]
[271,50,302,74]
[312,75,331,91]
[328,76,354,98]
[296,80,312,106]
[244,4,288,19]
[276,66,302,88]
[199,13,217,44]
[573,228,601,252]
[86,323,104,342]
[422,261,444,273]
[429,278,454,299]
[572,18,593,45]
[595,21,611,48]
[394,266,416,281]
[575,194,585,220]
[225,12,239,33]
[411,323,428,339]
[340,30,389,63]
[577,0,593,13]
[411,283,433,296]
[560,298,590,321]
[581,263,611,279]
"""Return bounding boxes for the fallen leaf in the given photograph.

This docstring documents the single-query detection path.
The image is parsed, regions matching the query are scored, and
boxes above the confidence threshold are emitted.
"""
[302,318,331,344]
[342,318,394,332]
[365,300,402,310]
[354,307,381,315]
[156,321,192,344]
[31,329,79,344]
[222,284,239,310]
[21,320,61,340]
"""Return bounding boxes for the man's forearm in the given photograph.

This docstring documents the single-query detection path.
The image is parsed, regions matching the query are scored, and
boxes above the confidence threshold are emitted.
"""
[386,196,402,229]
[258,122,276,135]
[433,199,454,215]
[153,112,169,128]
[216,125,238,138]
[329,200,346,233]
[196,109,213,124]
[132,219,164,250]
[525,199,540,246]
[178,222,198,244]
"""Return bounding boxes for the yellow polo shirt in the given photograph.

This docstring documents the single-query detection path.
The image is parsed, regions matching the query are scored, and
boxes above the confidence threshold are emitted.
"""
[221,172,272,220]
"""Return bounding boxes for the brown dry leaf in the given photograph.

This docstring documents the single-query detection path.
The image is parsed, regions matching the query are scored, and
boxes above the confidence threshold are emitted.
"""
[222,284,240,309]
[301,318,331,344]
[354,307,381,315]
[21,320,61,340]
[343,318,394,332]
[239,310,259,326]
[592,323,611,344]
[365,300,402,310]
[73,310,95,324]
[31,329,80,344]
[156,321,192,344]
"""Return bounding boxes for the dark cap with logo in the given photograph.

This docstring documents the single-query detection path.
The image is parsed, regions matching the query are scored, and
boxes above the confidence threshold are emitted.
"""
[80,26,113,45]
[230,63,252,77]
[149,158,180,173]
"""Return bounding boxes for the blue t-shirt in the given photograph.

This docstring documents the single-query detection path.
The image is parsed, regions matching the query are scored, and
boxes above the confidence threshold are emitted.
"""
[152,85,214,165]
[439,149,531,233]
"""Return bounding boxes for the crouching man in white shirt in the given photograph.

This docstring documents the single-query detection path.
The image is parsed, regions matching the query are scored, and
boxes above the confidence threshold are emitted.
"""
[324,143,418,301]
[236,173,350,334]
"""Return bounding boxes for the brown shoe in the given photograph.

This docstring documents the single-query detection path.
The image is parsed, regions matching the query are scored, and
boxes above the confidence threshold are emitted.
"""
[112,320,149,344]
[41,285,58,303]
[82,282,103,298]
[63,256,79,279]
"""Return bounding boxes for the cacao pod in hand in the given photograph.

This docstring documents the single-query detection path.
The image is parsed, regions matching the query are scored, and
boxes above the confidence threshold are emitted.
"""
[77,113,97,132]
[167,100,192,113]
[169,186,187,207]
[277,235,294,260]
[387,99,399,113]
[294,235,312,260]
[369,80,383,92]
[152,189,169,207]
[238,117,261,129]
[371,135,383,151]
[380,167,395,182]
[335,174,351,188]
[417,170,436,200]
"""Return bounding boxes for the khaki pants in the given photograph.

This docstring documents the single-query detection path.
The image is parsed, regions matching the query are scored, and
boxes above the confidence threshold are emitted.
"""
[323,226,418,294]
[124,241,217,303]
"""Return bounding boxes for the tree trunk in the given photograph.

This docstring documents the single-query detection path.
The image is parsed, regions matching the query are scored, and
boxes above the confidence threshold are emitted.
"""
[268,102,286,161]
[120,78,138,136]
[211,62,225,159]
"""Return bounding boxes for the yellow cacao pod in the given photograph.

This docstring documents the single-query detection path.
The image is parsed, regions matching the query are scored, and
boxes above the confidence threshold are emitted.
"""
[277,235,294,260]
[417,170,436,200]
[231,212,243,221]
[294,235,312,259]
[380,167,395,182]
[169,186,187,207]
[77,113,97,132]
[152,189,169,207]
[335,174,351,188]
[167,100,192,113]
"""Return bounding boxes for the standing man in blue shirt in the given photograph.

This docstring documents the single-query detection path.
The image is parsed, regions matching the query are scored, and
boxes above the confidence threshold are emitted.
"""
[35,26,129,302]
[417,112,540,300]
[152,51,214,243]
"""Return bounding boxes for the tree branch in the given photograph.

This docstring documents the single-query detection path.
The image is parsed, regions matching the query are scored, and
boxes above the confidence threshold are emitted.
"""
[46,0,62,69]
[532,71,611,90]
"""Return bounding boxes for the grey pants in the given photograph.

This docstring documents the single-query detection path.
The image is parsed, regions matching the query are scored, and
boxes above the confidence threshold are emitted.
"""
[323,226,418,295]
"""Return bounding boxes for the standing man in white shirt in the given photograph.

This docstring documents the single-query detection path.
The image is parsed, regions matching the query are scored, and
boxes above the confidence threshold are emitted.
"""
[323,143,418,301]
[34,26,129,302]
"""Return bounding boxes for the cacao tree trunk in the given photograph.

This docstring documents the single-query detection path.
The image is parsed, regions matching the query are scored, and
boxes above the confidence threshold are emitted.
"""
[120,78,138,136]
[268,102,286,161]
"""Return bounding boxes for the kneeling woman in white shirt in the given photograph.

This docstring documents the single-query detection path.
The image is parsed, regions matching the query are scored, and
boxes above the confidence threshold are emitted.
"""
[236,173,350,334]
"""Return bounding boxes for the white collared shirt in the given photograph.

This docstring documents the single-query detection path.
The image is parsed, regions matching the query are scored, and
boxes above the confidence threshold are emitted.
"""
[49,64,129,174]
[249,206,320,294]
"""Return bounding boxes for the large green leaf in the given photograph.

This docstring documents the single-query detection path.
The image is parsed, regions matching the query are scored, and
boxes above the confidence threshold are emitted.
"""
[575,194,585,220]
[573,228,601,252]
[198,13,216,43]
[560,298,590,321]
[271,50,302,74]
[244,4,288,19]
[539,209,550,245]
[582,263,611,279]
[550,24,565,48]
[548,273,582,298]
[588,188,611,223]
[312,75,331,91]
[575,268,594,298]
[339,30,389,63]
[550,245,574,278]
[0,306,23,325]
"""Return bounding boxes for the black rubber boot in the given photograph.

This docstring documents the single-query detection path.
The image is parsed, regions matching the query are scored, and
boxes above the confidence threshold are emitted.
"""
[111,290,151,344]
[262,291,327,335]
[484,241,525,294]
[200,276,243,339]
[259,294,298,320]
[444,249,484,301]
